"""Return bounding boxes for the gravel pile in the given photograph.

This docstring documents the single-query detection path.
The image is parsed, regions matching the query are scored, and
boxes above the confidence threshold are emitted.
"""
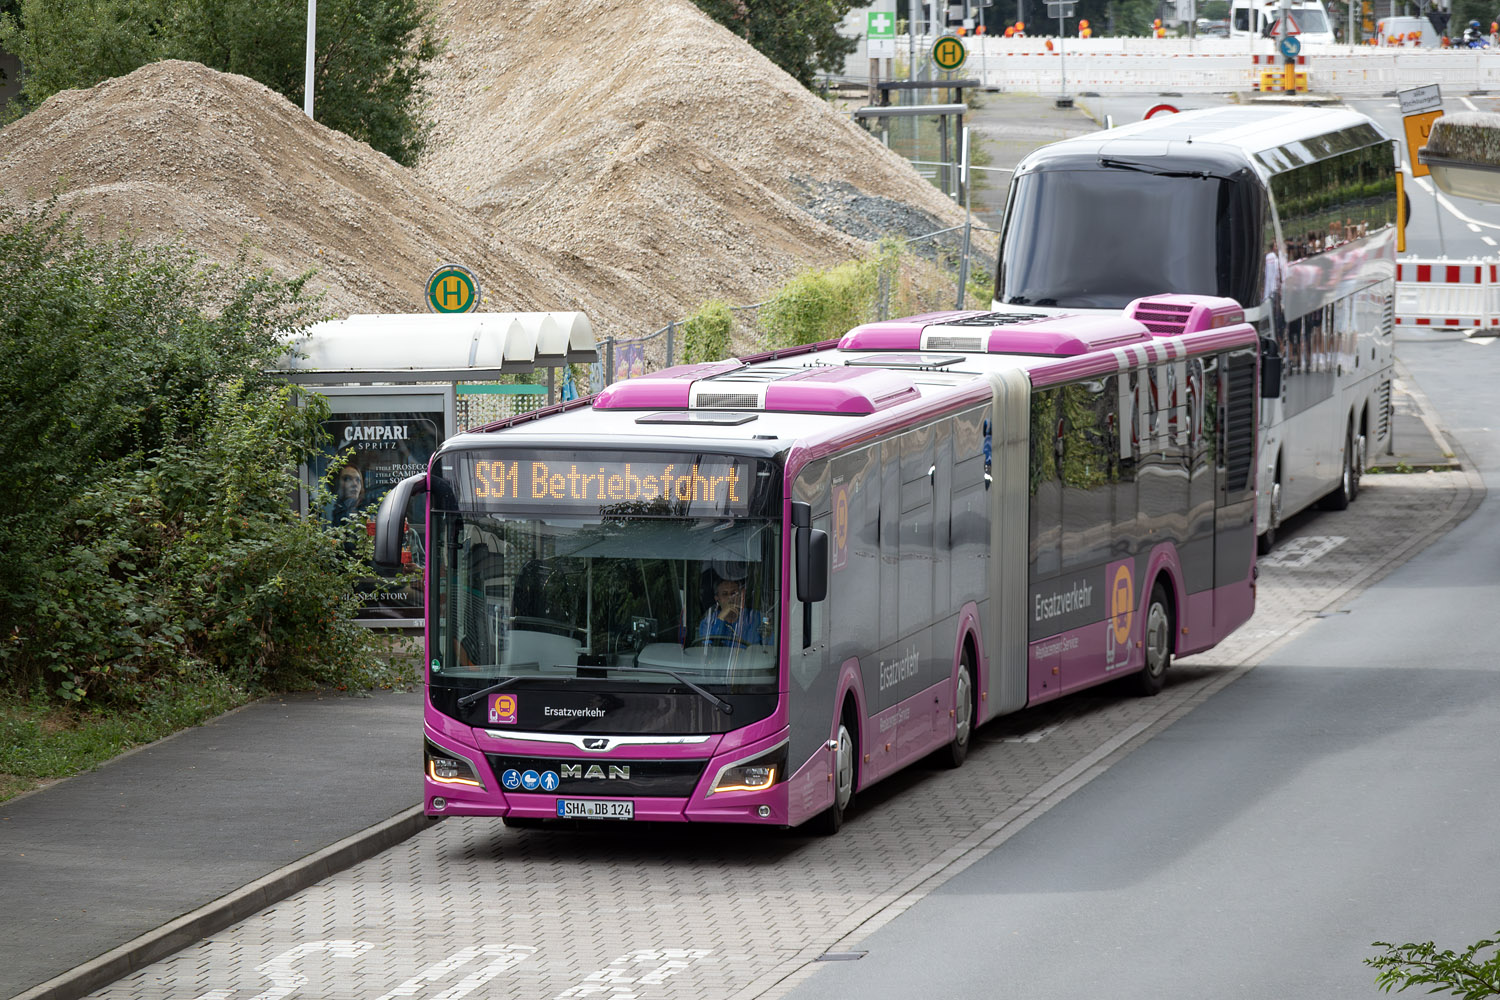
[0,61,578,321]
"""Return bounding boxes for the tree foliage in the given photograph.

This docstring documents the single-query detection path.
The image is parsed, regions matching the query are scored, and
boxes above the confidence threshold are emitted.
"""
[1368,934,1500,998]
[692,0,858,88]
[0,0,440,165]
[0,204,381,708]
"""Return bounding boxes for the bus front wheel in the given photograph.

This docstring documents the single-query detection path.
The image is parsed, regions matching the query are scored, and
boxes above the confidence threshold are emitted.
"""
[1257,477,1283,556]
[809,713,857,836]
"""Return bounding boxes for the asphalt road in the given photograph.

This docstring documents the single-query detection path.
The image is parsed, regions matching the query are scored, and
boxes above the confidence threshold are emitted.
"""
[782,169,1500,996]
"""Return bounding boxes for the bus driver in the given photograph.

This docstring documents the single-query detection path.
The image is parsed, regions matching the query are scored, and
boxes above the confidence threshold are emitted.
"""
[698,575,770,646]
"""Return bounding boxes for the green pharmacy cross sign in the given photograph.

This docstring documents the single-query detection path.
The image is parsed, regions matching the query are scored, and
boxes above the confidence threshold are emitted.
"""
[868,10,897,58]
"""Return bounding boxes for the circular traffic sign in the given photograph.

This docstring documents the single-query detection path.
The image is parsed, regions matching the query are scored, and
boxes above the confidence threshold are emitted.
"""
[1144,103,1180,119]
[932,34,968,71]
[1279,35,1301,59]
[426,263,480,314]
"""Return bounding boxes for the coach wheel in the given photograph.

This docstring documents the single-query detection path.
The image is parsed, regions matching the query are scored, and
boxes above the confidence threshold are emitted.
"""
[937,652,975,769]
[1352,431,1366,501]
[1131,582,1172,697]
[1257,478,1283,555]
[810,714,856,836]
[1323,426,1356,511]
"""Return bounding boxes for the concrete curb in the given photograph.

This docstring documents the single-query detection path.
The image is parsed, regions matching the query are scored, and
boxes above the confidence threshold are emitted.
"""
[11,807,433,1000]
[1367,358,1462,472]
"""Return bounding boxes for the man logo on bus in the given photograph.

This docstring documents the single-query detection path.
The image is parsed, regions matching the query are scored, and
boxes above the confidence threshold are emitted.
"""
[490,693,518,725]
[1111,564,1135,647]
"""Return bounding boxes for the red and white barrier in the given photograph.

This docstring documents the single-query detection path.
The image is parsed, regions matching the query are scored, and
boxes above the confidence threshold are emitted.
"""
[1395,258,1499,329]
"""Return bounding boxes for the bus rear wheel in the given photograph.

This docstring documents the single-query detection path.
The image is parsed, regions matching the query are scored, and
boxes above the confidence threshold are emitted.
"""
[1131,582,1172,697]
[1322,426,1357,511]
[809,713,856,836]
[936,652,976,769]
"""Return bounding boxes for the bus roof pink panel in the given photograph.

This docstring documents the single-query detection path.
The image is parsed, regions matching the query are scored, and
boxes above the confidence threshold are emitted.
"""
[592,359,744,409]
[838,310,986,350]
[983,314,1152,355]
[763,366,920,414]
[1126,294,1245,336]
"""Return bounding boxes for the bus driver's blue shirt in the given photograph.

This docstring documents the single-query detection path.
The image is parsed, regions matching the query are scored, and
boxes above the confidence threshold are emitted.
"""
[697,607,768,646]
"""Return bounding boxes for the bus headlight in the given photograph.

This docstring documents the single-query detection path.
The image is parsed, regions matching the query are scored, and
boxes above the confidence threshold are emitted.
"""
[710,743,786,794]
[425,739,485,788]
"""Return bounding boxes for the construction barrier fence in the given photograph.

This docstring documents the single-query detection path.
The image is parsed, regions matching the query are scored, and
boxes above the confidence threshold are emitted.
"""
[1395,257,1500,330]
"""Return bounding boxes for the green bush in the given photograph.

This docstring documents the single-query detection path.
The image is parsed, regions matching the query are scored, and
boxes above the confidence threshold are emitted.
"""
[680,300,734,364]
[1368,933,1500,998]
[758,239,902,347]
[0,204,380,708]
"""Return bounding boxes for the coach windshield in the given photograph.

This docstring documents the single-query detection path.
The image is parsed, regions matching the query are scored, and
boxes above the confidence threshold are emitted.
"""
[997,161,1265,310]
[425,449,782,733]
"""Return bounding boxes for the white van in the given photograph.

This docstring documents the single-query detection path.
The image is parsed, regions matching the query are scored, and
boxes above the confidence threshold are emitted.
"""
[1229,0,1338,46]
[1375,15,1442,46]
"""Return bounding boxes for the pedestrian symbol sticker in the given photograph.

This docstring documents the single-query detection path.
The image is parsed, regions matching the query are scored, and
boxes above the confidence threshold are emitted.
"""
[539,771,560,791]
[426,263,480,314]
[933,34,967,70]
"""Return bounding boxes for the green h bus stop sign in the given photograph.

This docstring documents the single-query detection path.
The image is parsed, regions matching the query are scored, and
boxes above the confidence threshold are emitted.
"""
[932,34,967,71]
[426,264,480,314]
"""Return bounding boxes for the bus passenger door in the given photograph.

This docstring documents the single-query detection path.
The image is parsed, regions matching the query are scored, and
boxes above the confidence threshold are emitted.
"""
[1214,347,1258,638]
[887,425,936,767]
[789,464,833,801]
[1027,387,1064,703]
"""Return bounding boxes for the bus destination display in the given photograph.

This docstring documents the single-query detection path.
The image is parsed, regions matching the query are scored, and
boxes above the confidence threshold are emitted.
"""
[452,452,762,516]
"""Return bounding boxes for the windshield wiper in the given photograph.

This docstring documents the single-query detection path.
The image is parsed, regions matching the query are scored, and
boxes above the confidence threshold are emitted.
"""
[455,671,531,709]
[1099,157,1219,179]
[614,661,733,715]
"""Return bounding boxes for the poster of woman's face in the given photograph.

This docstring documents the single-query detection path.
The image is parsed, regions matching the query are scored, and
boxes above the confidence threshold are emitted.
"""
[311,410,442,619]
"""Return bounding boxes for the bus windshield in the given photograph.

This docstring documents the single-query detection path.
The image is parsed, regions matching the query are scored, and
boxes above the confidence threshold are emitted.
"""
[997,165,1264,310]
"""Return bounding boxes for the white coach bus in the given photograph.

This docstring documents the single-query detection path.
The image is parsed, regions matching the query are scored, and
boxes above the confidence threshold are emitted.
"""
[993,105,1397,551]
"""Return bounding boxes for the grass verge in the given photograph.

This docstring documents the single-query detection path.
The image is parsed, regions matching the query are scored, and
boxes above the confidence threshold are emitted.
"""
[0,640,419,803]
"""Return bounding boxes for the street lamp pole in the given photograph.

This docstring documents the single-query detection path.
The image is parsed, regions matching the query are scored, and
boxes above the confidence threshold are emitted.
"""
[304,0,316,119]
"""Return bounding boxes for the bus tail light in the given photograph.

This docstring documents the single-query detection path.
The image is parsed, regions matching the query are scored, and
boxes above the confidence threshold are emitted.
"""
[710,743,787,794]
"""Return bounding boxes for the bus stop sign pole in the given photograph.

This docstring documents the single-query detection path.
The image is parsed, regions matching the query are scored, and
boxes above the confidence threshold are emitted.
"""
[1047,1,1075,107]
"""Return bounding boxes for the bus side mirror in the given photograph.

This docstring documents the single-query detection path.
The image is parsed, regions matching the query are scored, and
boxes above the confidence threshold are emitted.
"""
[1259,338,1283,399]
[791,500,829,603]
[799,529,829,603]
[373,473,428,570]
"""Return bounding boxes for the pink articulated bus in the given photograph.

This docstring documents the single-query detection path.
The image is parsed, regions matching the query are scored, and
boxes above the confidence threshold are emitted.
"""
[373,293,1262,835]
